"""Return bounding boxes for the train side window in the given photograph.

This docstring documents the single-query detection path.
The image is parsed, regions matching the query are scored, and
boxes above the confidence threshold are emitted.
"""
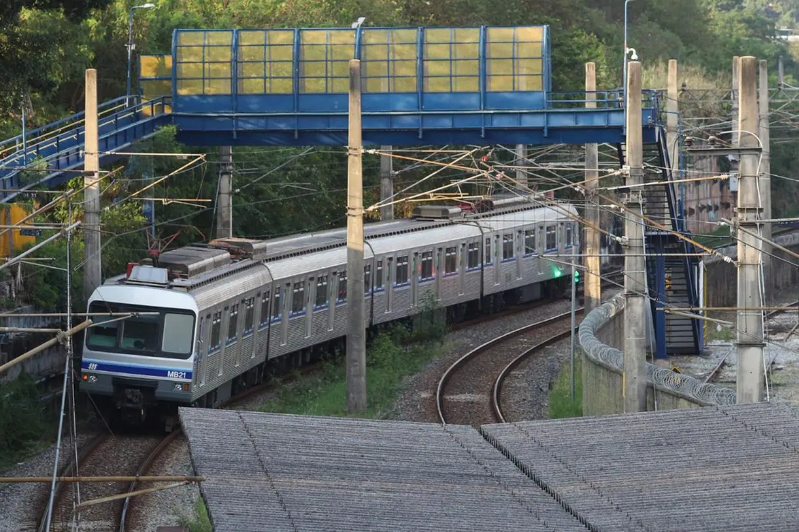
[364,265,372,294]
[291,281,305,316]
[420,251,433,280]
[524,230,535,255]
[445,246,457,274]
[545,225,557,251]
[337,271,347,303]
[484,238,491,265]
[396,256,409,285]
[315,276,329,308]
[467,242,479,269]
[271,288,282,321]
[259,292,270,328]
[502,233,514,261]
[210,311,221,352]
[243,297,255,335]
[227,304,239,344]
[375,260,384,290]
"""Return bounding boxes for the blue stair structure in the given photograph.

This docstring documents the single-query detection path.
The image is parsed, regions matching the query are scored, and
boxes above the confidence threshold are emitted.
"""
[0,24,702,355]
[0,97,171,201]
[616,122,703,357]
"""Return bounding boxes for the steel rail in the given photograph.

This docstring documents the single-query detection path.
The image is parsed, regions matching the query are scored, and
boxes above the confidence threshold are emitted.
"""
[492,324,579,423]
[436,310,579,425]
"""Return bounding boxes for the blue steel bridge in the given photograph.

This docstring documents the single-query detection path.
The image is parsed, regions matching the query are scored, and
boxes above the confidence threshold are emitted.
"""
[0,24,700,358]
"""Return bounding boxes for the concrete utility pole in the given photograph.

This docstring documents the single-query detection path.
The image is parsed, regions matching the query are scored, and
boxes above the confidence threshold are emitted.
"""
[758,60,772,287]
[346,59,367,412]
[623,61,647,413]
[380,146,394,221]
[731,57,740,179]
[666,60,679,177]
[84,69,102,301]
[515,144,528,190]
[216,146,233,239]
[584,62,601,314]
[736,56,765,404]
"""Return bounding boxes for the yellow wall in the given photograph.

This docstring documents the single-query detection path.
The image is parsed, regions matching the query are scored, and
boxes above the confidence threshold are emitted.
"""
[0,205,36,257]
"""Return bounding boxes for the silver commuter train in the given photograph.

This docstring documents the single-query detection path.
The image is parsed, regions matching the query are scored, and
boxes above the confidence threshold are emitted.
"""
[80,197,578,423]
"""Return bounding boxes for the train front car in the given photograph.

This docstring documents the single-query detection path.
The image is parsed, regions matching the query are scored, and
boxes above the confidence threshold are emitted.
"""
[80,278,198,428]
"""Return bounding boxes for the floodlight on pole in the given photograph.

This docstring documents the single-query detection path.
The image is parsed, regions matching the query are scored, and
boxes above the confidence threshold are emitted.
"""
[126,3,156,107]
[352,17,366,29]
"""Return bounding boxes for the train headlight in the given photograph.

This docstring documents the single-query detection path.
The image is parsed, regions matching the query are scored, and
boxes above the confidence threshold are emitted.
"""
[174,383,190,392]
[82,374,97,384]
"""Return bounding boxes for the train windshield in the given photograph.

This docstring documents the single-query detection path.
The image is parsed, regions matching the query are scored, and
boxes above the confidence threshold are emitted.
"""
[85,303,195,360]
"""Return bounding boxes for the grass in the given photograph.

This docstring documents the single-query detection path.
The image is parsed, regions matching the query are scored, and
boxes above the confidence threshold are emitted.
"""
[180,498,212,532]
[255,296,448,420]
[705,323,734,342]
[548,356,583,419]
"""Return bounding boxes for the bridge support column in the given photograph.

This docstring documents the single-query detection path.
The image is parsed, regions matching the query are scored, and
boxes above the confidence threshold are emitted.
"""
[346,59,367,413]
[216,146,232,239]
[758,60,771,298]
[584,62,601,314]
[84,69,102,302]
[736,56,765,404]
[380,146,393,221]
[623,61,647,413]
[667,60,681,212]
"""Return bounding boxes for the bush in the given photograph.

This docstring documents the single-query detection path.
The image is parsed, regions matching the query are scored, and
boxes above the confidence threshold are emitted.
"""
[0,373,52,468]
[180,498,212,532]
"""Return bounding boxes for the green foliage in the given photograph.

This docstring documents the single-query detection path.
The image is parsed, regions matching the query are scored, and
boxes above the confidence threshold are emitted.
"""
[0,373,54,469]
[548,356,582,419]
[256,322,445,419]
[179,498,212,532]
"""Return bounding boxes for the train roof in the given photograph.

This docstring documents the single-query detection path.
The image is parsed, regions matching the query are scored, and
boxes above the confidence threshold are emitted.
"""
[106,196,576,293]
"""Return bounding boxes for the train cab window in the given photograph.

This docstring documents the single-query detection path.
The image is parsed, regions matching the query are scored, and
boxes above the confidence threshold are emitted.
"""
[375,261,384,290]
[420,251,433,280]
[86,315,120,348]
[545,225,557,252]
[226,304,239,344]
[524,230,536,255]
[484,238,491,265]
[337,271,347,303]
[210,311,222,351]
[467,242,479,269]
[445,246,457,274]
[364,265,372,294]
[259,292,270,328]
[565,223,574,248]
[120,313,159,352]
[243,297,255,335]
[271,288,282,321]
[291,281,305,315]
[396,256,409,285]
[315,276,329,308]
[502,234,514,261]
[162,313,194,355]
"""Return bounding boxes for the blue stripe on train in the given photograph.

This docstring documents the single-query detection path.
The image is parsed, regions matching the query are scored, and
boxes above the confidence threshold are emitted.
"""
[81,359,192,381]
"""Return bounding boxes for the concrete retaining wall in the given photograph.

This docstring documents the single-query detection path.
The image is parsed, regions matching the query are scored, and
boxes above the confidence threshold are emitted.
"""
[580,294,736,416]
[705,231,799,306]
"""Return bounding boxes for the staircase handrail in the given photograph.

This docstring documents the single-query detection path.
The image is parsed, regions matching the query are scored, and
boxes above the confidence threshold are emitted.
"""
[0,96,131,159]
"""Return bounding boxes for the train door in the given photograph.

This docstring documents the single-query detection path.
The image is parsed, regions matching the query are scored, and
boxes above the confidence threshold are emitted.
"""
[305,277,313,339]
[516,230,523,280]
[435,247,442,297]
[281,283,290,346]
[459,242,466,296]
[537,225,545,275]
[494,235,501,286]
[411,252,419,308]
[386,257,393,314]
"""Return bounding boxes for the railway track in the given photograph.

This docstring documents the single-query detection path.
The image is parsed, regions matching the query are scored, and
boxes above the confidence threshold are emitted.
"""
[436,309,582,426]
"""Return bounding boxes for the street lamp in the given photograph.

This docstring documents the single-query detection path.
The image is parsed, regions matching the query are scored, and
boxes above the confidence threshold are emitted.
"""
[622,0,639,110]
[126,3,155,107]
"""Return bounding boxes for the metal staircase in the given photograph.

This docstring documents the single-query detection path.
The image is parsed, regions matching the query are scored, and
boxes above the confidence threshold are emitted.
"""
[0,96,171,201]
[616,128,703,357]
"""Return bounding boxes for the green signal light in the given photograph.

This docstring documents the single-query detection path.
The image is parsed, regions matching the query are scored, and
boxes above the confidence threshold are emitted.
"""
[574,270,580,283]
[553,268,562,278]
